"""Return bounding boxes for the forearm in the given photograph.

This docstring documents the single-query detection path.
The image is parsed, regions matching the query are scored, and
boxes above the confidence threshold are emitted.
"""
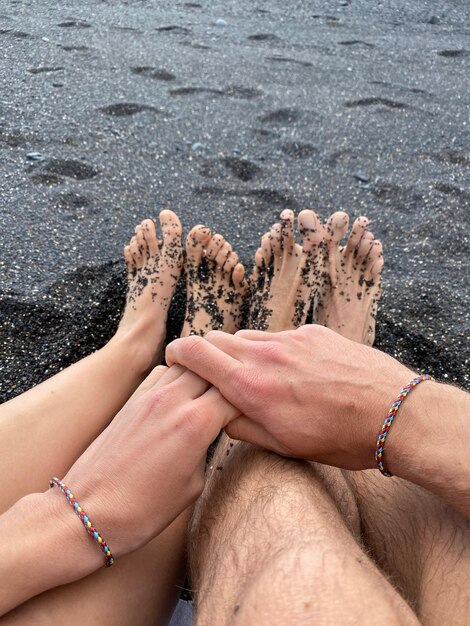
[0,490,101,616]
[387,380,470,517]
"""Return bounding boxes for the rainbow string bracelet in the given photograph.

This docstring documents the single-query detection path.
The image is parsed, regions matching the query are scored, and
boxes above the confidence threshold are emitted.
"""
[375,374,433,477]
[49,477,114,567]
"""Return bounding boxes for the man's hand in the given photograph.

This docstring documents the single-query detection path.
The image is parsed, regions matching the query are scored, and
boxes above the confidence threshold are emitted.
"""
[166,326,413,470]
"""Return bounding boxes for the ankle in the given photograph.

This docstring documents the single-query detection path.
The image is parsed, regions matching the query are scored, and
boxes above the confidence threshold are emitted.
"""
[109,322,165,375]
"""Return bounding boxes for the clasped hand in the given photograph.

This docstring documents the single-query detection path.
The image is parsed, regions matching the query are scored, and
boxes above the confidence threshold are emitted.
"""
[63,325,412,559]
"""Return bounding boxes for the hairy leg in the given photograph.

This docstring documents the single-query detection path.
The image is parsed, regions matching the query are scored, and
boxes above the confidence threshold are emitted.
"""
[316,214,470,624]
[190,435,418,626]
[0,211,183,514]
[346,466,470,625]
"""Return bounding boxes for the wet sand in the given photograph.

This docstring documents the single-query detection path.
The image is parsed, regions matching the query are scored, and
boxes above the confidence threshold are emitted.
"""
[0,0,469,401]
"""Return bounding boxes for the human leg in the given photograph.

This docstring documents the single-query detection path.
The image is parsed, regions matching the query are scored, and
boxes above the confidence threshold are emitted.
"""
[181,225,246,337]
[0,211,183,513]
[187,211,415,625]
[0,222,251,625]
[189,436,418,626]
[318,215,470,625]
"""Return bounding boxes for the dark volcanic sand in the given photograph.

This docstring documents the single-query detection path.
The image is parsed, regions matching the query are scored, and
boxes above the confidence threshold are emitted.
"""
[0,0,469,402]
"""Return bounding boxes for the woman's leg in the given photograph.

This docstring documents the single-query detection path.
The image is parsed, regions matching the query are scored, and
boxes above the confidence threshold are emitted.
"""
[0,211,183,513]
[1,222,247,626]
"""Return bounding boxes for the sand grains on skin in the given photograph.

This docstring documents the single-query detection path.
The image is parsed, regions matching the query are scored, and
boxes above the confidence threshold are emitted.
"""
[181,225,247,337]
[315,214,384,346]
[118,210,183,366]
[248,209,325,333]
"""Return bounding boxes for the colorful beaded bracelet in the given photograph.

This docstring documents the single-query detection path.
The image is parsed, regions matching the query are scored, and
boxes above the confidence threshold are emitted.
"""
[49,477,114,567]
[375,374,433,477]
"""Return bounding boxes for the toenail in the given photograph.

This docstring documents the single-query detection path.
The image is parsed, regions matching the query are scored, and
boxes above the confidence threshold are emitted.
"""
[300,212,317,229]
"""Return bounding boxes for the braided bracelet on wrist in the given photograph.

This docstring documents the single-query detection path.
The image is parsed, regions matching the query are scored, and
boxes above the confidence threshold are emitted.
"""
[50,477,114,567]
[375,374,433,477]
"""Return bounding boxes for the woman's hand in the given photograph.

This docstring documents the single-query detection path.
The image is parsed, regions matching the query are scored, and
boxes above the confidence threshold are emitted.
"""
[62,364,240,555]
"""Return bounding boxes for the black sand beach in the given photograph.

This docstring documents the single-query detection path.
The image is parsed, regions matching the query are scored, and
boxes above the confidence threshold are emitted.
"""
[0,0,469,402]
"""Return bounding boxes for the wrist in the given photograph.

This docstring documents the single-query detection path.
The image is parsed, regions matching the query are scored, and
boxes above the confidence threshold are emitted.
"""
[43,486,104,576]
[0,491,101,616]
[381,380,469,493]
[351,350,415,471]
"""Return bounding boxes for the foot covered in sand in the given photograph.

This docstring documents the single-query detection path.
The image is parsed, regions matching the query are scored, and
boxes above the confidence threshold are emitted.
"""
[248,209,325,332]
[118,210,183,366]
[315,213,383,346]
[181,226,247,337]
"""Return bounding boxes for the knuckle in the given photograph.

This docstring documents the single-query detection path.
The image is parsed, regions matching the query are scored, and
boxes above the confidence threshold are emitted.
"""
[258,340,287,365]
[180,403,210,436]
[205,329,221,342]
[146,387,171,415]
[182,335,206,360]
[235,367,267,400]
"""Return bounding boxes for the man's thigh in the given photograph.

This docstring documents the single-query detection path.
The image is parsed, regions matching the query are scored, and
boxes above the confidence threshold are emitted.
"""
[346,470,470,626]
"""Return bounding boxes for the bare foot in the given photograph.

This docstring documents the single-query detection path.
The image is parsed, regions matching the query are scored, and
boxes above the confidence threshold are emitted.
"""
[117,210,183,367]
[248,209,324,332]
[181,225,247,337]
[315,214,384,346]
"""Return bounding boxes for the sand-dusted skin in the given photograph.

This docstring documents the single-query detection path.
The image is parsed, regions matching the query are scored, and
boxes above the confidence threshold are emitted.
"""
[315,214,383,346]
[181,225,247,337]
[248,208,325,332]
[119,210,183,368]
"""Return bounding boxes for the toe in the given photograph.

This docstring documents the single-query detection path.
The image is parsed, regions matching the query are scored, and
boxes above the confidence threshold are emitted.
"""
[280,209,295,254]
[357,231,374,262]
[224,250,239,274]
[298,209,324,252]
[325,211,349,246]
[135,225,148,261]
[206,234,226,262]
[255,247,264,268]
[186,225,212,266]
[160,210,183,266]
[270,223,282,257]
[249,251,263,285]
[368,241,384,279]
[345,216,369,255]
[215,242,232,269]
[141,218,159,257]
[124,245,134,272]
[233,262,246,287]
[130,235,144,268]
[261,233,272,266]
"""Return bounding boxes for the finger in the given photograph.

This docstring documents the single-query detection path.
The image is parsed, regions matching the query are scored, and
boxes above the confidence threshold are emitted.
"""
[188,386,242,447]
[235,329,277,341]
[165,336,239,387]
[153,364,187,389]
[204,330,251,358]
[130,364,169,400]
[225,416,280,452]
[172,369,211,400]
